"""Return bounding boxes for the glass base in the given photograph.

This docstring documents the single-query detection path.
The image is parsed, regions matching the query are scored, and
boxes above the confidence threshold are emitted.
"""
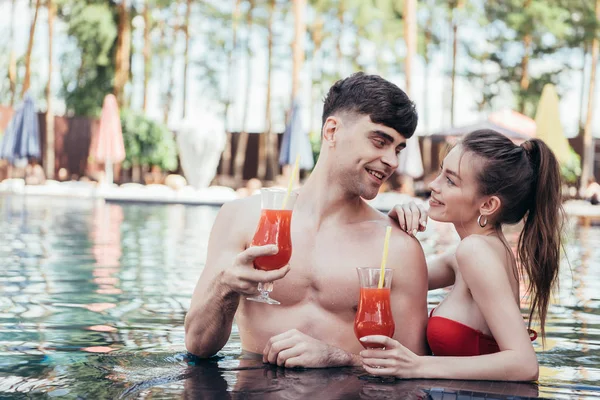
[246,294,280,305]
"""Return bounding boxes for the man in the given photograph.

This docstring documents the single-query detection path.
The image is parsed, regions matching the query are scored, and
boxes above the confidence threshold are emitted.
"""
[185,72,428,368]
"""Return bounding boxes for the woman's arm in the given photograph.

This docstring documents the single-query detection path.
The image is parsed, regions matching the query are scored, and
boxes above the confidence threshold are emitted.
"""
[427,250,457,290]
[360,236,539,381]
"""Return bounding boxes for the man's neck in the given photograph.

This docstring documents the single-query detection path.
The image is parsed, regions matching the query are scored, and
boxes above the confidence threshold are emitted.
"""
[296,168,367,230]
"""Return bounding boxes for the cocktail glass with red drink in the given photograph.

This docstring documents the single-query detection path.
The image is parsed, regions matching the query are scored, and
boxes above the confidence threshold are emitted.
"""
[247,188,298,305]
[354,267,395,349]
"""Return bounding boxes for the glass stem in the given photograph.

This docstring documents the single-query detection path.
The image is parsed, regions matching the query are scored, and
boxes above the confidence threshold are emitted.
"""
[258,282,273,297]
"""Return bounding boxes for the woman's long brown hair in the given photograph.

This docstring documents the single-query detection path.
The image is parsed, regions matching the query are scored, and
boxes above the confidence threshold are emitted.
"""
[462,130,563,342]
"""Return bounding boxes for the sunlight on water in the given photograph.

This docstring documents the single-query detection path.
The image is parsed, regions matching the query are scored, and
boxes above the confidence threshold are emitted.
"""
[0,195,599,399]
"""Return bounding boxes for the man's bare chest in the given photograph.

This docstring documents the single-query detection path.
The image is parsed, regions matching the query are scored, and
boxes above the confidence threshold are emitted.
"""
[271,227,385,311]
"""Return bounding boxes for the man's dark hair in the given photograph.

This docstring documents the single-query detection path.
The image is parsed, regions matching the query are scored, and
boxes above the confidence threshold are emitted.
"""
[322,72,418,138]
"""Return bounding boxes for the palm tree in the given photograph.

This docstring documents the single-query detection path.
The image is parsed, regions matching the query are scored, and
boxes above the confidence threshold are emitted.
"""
[21,0,41,99]
[142,0,151,112]
[581,0,600,194]
[518,0,532,114]
[220,0,242,178]
[233,0,255,184]
[292,0,307,102]
[45,0,55,180]
[163,0,182,124]
[449,0,464,127]
[8,0,17,106]
[421,0,434,174]
[258,0,276,181]
[114,0,132,108]
[182,0,193,118]
[404,0,416,96]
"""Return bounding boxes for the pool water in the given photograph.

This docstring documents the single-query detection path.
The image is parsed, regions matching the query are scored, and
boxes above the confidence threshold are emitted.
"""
[0,195,599,399]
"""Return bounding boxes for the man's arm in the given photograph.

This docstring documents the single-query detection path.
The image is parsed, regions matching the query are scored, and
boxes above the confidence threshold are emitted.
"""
[184,199,290,357]
[388,227,429,356]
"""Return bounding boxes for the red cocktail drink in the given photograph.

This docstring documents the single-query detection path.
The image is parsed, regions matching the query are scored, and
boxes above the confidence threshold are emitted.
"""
[354,267,395,349]
[354,287,395,349]
[252,209,293,271]
[246,188,298,305]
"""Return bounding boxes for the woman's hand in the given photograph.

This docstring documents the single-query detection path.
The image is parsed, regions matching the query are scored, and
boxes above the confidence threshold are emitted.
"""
[359,335,424,379]
[388,202,428,237]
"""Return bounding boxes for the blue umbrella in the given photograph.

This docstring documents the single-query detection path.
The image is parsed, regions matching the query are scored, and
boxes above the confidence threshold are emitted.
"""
[0,93,41,163]
[279,97,315,170]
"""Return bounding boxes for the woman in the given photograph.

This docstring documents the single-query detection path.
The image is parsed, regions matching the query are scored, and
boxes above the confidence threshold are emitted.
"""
[360,129,563,381]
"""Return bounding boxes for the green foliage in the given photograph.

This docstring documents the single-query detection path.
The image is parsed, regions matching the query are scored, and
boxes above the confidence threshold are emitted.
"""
[465,0,575,116]
[561,146,582,184]
[58,1,118,117]
[120,109,178,171]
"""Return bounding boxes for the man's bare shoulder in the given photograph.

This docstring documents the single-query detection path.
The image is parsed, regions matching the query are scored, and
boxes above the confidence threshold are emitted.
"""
[214,195,262,234]
[384,215,427,275]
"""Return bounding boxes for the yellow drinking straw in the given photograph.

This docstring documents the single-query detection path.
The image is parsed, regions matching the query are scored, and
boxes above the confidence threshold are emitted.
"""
[282,155,300,210]
[378,226,392,289]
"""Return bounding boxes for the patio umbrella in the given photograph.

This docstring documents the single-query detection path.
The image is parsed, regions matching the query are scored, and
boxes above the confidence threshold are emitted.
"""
[0,93,40,163]
[534,84,571,164]
[279,97,315,170]
[92,94,126,185]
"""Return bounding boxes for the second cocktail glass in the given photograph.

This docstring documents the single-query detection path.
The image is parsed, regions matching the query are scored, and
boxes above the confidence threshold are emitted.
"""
[246,188,298,305]
[354,267,395,349]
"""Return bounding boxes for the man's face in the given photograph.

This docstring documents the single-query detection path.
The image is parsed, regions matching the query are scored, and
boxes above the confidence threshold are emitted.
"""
[326,114,407,200]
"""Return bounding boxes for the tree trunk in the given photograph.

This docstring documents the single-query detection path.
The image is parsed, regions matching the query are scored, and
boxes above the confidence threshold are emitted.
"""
[309,15,323,135]
[335,1,343,78]
[220,0,242,178]
[163,1,181,124]
[450,0,464,127]
[142,0,151,112]
[404,0,416,97]
[450,24,458,127]
[21,0,41,99]
[233,0,255,184]
[259,0,276,181]
[45,0,55,180]
[114,0,132,108]
[182,0,192,119]
[579,42,588,129]
[519,0,532,114]
[581,0,600,194]
[422,2,433,175]
[292,0,306,103]
[8,0,17,107]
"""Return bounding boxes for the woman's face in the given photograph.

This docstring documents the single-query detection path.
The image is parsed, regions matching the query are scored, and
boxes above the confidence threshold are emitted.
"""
[427,146,485,227]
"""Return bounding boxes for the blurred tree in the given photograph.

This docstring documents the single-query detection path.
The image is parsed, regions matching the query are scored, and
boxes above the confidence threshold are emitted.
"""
[120,109,178,172]
[182,0,193,119]
[465,0,572,116]
[162,0,182,124]
[448,0,465,127]
[114,0,132,108]
[21,0,42,99]
[8,0,17,106]
[46,0,56,179]
[58,0,117,116]
[257,0,276,180]
[234,0,256,184]
[581,0,600,193]
[220,0,242,178]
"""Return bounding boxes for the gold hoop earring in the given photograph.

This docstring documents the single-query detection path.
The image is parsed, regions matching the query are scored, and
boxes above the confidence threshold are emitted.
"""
[477,215,488,228]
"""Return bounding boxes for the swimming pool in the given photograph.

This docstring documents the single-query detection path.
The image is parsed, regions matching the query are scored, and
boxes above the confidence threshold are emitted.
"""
[0,195,598,399]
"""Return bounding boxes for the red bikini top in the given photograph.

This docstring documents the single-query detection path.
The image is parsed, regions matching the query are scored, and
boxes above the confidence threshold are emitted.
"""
[427,309,538,357]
